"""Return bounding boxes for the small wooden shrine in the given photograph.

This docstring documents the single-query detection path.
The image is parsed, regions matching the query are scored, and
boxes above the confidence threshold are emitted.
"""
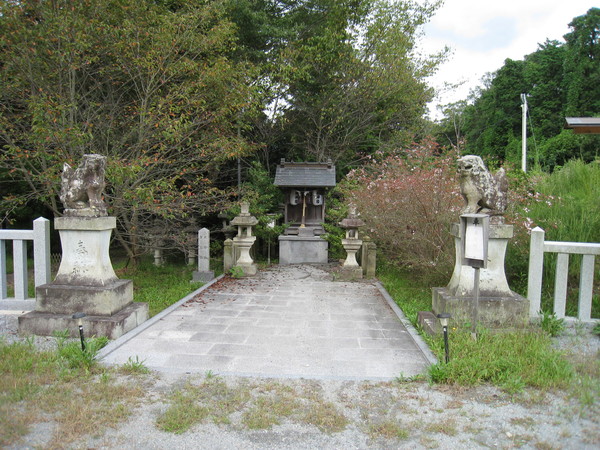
[274,159,336,264]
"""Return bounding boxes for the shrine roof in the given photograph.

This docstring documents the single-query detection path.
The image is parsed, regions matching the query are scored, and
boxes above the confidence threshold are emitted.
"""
[274,160,336,188]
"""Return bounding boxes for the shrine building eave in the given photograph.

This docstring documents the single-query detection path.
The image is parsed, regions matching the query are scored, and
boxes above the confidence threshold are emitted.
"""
[274,160,336,188]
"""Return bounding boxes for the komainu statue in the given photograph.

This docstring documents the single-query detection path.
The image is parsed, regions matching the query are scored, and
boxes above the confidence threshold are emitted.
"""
[60,154,108,217]
[457,155,507,223]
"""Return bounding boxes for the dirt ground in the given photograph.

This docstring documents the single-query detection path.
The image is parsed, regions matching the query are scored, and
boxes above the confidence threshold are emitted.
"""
[2,312,599,449]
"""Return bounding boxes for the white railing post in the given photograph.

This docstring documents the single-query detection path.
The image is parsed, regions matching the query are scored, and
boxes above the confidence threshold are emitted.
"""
[554,253,569,318]
[0,240,6,299]
[33,217,51,287]
[527,226,545,318]
[579,254,595,321]
[13,239,28,300]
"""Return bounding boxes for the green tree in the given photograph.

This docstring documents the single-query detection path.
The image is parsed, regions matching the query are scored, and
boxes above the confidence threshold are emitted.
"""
[563,7,600,116]
[245,0,446,172]
[451,8,600,170]
[0,0,259,262]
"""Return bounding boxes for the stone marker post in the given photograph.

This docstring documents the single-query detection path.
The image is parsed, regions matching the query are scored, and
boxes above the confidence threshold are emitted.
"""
[223,238,234,273]
[192,228,214,282]
[361,236,377,279]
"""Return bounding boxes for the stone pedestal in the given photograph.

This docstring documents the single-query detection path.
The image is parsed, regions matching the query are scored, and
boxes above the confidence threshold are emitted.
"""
[341,238,363,279]
[278,234,328,264]
[233,235,257,276]
[19,216,148,340]
[429,223,529,328]
[447,223,513,297]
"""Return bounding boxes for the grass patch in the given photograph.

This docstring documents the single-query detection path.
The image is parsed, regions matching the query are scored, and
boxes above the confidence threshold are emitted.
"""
[156,390,210,434]
[156,376,251,433]
[116,260,205,317]
[424,417,458,436]
[242,383,300,429]
[157,377,350,435]
[0,337,144,448]
[300,399,349,433]
[118,356,151,375]
[378,265,593,399]
[367,420,410,440]
[377,263,431,326]
[428,329,573,392]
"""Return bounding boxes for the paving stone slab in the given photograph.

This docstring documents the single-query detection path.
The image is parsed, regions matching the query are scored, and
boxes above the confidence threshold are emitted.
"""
[99,265,436,380]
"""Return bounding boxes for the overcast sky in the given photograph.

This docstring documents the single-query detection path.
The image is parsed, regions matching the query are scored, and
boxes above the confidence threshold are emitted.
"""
[420,0,596,119]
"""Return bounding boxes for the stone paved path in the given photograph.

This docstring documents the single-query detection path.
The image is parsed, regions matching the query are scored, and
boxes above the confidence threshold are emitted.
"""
[99,265,435,380]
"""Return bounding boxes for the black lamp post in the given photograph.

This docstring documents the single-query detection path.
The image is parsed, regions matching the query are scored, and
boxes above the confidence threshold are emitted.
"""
[437,313,451,363]
[72,312,87,352]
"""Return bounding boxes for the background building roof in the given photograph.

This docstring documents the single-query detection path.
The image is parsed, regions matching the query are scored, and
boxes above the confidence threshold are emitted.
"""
[565,117,600,134]
[274,160,336,188]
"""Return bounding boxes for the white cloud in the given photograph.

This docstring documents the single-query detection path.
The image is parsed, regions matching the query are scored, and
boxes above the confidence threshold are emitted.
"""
[420,0,595,119]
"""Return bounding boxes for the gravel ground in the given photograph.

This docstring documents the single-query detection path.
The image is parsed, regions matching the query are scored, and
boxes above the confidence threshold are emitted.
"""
[2,312,599,449]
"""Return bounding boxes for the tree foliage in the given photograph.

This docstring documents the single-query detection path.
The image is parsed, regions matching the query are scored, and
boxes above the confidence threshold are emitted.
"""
[231,0,447,172]
[281,0,446,170]
[0,0,259,261]
[0,0,449,263]
[438,8,600,170]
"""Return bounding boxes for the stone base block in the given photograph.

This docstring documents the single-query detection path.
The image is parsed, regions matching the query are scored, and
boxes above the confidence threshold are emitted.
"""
[432,287,529,328]
[35,280,133,316]
[192,271,215,283]
[337,266,363,280]
[234,263,257,277]
[279,235,328,265]
[417,311,440,335]
[18,302,148,340]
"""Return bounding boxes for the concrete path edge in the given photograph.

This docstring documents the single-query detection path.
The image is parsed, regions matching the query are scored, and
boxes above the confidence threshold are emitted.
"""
[97,275,225,361]
[375,281,438,366]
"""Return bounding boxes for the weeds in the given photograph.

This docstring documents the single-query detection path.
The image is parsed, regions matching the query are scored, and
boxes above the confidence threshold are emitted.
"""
[0,337,143,448]
[539,311,565,337]
[367,420,409,440]
[156,377,350,435]
[53,329,108,371]
[228,266,245,278]
[119,356,150,375]
[427,329,573,392]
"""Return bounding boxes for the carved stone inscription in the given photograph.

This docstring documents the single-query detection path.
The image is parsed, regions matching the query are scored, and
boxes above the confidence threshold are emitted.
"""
[197,228,210,272]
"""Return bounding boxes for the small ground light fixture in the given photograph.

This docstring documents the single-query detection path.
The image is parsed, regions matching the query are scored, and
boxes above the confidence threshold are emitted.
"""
[437,313,451,364]
[72,312,87,351]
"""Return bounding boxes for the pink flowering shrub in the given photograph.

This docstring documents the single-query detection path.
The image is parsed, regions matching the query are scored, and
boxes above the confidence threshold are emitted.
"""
[342,139,462,280]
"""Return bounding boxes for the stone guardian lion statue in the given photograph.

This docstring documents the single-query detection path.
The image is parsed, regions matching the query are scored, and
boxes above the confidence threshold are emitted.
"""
[457,155,507,223]
[59,154,108,217]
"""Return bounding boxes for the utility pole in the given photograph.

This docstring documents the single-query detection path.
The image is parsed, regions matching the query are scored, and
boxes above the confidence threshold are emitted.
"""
[521,93,527,172]
[237,120,242,193]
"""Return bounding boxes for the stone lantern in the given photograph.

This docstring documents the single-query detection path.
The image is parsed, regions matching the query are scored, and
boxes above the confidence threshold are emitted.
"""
[230,202,259,276]
[339,205,365,278]
[218,211,236,240]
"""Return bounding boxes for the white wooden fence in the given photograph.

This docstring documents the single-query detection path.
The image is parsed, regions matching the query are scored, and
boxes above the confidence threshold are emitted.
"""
[0,217,51,300]
[528,226,600,322]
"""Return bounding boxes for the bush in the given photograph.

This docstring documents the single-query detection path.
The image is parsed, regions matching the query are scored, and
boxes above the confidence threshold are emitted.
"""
[342,139,461,282]
[506,159,600,316]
